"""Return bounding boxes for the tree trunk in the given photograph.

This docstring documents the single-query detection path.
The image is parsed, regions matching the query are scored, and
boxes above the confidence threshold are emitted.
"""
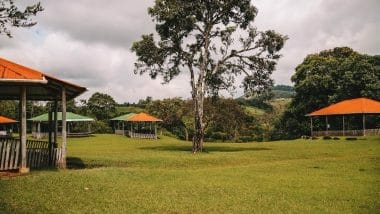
[192,72,205,153]
[184,127,189,141]
[189,29,209,153]
[193,103,204,153]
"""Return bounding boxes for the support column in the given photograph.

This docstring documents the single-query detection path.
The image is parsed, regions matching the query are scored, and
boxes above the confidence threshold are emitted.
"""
[310,117,313,137]
[59,87,67,169]
[54,97,58,148]
[363,114,366,136]
[19,87,29,174]
[154,123,157,140]
[48,111,52,147]
[325,116,329,136]
[88,122,91,134]
[342,115,345,136]
[37,122,41,139]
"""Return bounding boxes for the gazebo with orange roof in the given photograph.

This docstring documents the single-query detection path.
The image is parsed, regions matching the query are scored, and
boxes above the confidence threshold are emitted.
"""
[0,57,86,172]
[125,112,162,139]
[0,116,17,124]
[306,97,380,136]
[0,116,17,138]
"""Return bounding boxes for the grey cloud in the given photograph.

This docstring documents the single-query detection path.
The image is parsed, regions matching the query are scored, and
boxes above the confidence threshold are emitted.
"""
[38,0,155,47]
[1,0,379,102]
[255,0,380,85]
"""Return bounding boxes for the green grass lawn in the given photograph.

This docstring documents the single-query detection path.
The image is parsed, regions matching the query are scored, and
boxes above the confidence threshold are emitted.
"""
[1,135,379,213]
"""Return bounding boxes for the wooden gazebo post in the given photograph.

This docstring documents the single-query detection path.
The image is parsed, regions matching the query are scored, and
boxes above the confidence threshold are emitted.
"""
[310,117,313,136]
[362,114,366,136]
[59,87,67,169]
[54,97,58,148]
[342,115,345,136]
[19,86,29,174]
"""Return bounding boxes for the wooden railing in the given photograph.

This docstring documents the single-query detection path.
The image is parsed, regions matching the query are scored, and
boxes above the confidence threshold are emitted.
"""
[128,131,156,139]
[312,129,380,137]
[26,140,51,169]
[32,131,91,138]
[0,138,62,171]
[0,138,20,171]
[114,130,125,135]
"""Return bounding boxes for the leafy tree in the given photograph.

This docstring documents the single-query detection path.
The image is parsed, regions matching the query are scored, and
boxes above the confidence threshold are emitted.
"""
[87,92,117,121]
[203,98,247,142]
[132,0,286,152]
[146,97,188,139]
[137,96,153,108]
[273,47,380,139]
[0,100,18,119]
[0,0,43,38]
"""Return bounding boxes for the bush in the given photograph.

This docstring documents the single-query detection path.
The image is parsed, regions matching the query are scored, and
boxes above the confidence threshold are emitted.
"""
[91,121,113,134]
[333,137,340,140]
[323,136,332,140]
[239,136,255,142]
[209,132,229,142]
[346,137,357,141]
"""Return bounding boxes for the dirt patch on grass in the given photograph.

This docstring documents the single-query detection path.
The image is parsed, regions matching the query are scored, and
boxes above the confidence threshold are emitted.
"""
[0,170,21,178]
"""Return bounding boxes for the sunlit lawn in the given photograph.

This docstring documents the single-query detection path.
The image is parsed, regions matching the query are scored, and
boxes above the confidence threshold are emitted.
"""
[1,134,379,213]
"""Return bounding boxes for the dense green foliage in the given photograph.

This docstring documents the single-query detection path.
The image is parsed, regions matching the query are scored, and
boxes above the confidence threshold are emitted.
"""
[273,47,380,139]
[0,91,292,140]
[272,85,295,99]
[1,135,379,213]
[87,92,117,122]
[0,0,43,37]
[146,97,262,142]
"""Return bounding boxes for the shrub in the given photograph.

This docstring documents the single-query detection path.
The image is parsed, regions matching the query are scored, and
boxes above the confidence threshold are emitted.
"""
[91,121,113,134]
[323,136,332,140]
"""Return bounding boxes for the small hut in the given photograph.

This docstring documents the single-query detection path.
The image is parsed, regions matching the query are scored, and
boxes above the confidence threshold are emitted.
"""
[111,113,136,135]
[29,112,94,139]
[127,113,163,139]
[111,112,162,139]
[306,97,380,136]
[0,116,17,138]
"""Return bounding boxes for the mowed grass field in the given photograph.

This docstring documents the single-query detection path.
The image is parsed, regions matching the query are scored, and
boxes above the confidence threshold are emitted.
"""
[0,135,379,213]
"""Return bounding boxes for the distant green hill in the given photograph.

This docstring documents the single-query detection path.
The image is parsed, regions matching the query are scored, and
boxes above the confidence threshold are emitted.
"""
[273,85,295,99]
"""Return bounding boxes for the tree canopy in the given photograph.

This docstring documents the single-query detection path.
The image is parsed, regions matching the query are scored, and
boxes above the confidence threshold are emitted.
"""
[87,92,117,122]
[132,0,286,152]
[273,47,380,139]
[0,0,43,38]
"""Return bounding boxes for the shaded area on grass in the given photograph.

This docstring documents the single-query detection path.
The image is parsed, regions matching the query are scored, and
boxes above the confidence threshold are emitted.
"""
[140,145,272,153]
[67,157,130,169]
[67,157,86,169]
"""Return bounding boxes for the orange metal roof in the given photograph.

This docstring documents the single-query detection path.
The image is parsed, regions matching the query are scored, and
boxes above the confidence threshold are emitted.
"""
[0,57,87,100]
[0,116,17,124]
[0,57,44,80]
[127,113,163,122]
[307,98,380,116]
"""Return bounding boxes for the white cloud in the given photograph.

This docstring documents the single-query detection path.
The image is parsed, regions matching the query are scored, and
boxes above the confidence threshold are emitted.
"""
[1,0,379,102]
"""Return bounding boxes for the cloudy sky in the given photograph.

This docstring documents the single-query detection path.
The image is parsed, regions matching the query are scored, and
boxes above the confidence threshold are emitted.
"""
[1,0,379,103]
